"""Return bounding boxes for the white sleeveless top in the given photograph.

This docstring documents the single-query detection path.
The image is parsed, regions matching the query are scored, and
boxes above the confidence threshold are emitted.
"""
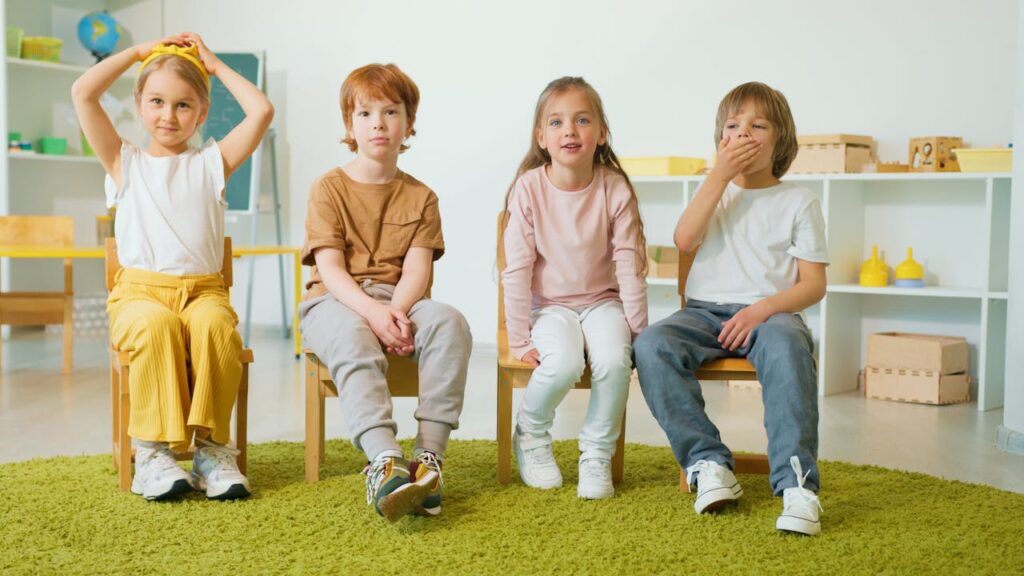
[104,139,226,275]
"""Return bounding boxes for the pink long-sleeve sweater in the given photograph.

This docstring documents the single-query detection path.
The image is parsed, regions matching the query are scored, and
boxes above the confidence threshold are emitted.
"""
[502,165,648,359]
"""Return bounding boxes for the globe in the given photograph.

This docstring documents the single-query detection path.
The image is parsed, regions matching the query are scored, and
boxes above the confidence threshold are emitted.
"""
[77,11,122,61]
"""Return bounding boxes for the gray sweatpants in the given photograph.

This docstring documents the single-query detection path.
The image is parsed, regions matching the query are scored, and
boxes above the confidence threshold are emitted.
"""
[299,282,472,461]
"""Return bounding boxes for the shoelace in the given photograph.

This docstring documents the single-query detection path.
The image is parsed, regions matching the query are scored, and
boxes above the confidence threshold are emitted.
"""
[198,442,241,473]
[417,451,444,488]
[580,458,609,481]
[362,458,388,505]
[787,456,823,512]
[145,447,182,477]
[684,459,719,488]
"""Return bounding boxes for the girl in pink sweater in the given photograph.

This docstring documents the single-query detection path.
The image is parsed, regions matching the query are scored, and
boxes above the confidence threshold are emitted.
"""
[502,77,648,499]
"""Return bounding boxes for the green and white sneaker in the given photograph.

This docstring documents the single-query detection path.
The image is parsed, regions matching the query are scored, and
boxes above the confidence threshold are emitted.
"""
[363,452,438,522]
[192,439,251,500]
[410,450,444,516]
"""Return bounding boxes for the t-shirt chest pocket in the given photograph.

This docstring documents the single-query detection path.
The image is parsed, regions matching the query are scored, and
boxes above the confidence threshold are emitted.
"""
[379,210,422,259]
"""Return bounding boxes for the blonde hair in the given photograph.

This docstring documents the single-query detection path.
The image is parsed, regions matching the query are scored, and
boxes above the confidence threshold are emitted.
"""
[134,54,211,146]
[502,77,647,278]
[714,82,798,178]
[134,54,211,109]
[340,63,419,153]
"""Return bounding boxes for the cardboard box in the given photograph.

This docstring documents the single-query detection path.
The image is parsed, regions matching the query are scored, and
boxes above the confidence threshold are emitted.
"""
[865,367,969,405]
[790,134,876,174]
[647,245,679,278]
[867,332,968,374]
[909,136,963,172]
[865,332,970,405]
[621,156,706,176]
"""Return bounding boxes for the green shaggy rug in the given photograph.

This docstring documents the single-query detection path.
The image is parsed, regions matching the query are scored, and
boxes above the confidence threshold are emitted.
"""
[2,440,1022,575]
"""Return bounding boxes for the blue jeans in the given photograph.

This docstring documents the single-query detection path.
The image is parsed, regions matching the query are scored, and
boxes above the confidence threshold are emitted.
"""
[633,300,819,495]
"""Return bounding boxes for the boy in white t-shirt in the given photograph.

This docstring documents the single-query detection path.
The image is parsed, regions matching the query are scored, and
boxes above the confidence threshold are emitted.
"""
[634,82,828,536]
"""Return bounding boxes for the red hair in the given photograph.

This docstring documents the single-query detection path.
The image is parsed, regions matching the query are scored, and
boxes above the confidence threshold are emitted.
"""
[340,63,419,152]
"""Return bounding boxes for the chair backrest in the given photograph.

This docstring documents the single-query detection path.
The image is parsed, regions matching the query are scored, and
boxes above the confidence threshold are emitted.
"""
[497,212,509,329]
[676,248,698,307]
[0,215,73,247]
[104,237,234,291]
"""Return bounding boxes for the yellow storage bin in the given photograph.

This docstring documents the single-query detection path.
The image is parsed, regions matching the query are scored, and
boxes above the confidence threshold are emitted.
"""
[21,36,62,63]
[621,156,706,176]
[952,148,1012,172]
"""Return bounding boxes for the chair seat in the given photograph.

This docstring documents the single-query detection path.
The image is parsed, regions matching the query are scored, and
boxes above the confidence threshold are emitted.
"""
[695,357,757,381]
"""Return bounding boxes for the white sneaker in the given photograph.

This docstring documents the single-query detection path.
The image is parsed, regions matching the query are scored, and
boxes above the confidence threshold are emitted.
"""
[685,459,743,514]
[776,456,822,536]
[513,428,562,489]
[577,457,614,500]
[131,442,193,501]
[192,440,251,500]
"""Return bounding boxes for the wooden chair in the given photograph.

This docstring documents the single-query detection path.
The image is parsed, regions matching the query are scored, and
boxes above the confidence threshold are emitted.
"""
[679,249,770,490]
[106,237,253,491]
[0,216,75,374]
[305,352,421,483]
[304,271,433,483]
[497,213,626,485]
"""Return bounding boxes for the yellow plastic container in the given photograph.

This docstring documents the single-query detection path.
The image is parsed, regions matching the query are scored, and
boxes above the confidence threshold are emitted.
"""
[20,36,62,63]
[952,148,1012,172]
[894,247,924,288]
[620,156,706,176]
[859,245,889,287]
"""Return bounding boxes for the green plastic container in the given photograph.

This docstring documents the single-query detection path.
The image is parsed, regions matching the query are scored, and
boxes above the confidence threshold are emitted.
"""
[80,132,94,157]
[6,27,23,58]
[39,137,67,155]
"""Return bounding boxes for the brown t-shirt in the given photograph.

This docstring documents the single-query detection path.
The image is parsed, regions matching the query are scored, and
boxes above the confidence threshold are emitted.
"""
[301,168,445,300]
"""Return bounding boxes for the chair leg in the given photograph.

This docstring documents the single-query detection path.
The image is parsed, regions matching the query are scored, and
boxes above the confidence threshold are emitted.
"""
[62,301,73,375]
[110,353,118,469]
[497,366,513,485]
[304,355,322,483]
[117,363,132,492]
[612,410,626,485]
[235,359,249,476]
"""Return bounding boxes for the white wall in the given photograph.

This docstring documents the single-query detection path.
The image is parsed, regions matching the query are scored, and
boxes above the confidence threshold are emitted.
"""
[163,0,1018,344]
[1004,4,1024,435]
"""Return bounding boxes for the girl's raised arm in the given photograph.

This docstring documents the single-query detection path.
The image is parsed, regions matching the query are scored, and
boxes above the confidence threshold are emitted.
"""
[185,33,274,180]
[71,36,185,181]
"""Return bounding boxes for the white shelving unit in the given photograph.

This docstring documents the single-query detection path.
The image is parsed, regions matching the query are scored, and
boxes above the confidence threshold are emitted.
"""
[2,0,160,293]
[635,172,1013,411]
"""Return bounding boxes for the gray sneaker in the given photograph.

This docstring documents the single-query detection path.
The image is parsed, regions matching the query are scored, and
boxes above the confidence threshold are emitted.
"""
[685,459,742,513]
[131,442,192,501]
[363,453,437,522]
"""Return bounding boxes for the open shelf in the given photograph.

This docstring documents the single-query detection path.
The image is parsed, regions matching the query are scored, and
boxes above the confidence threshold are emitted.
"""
[5,56,136,81]
[8,152,101,164]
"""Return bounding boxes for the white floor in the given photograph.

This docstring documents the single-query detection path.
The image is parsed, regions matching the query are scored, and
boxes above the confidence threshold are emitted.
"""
[2,328,1023,494]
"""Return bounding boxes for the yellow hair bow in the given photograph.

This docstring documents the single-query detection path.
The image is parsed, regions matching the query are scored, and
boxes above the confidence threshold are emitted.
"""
[139,43,210,87]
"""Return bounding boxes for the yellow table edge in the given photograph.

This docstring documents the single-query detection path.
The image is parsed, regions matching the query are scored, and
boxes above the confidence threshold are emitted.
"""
[0,244,303,356]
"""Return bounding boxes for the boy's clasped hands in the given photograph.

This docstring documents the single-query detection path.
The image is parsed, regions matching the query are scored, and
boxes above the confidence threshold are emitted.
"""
[366,302,415,356]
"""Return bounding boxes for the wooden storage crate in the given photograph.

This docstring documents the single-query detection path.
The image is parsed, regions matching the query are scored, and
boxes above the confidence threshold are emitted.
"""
[790,134,876,174]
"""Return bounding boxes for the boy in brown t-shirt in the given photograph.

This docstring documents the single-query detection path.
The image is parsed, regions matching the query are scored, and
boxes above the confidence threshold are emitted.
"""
[299,63,472,522]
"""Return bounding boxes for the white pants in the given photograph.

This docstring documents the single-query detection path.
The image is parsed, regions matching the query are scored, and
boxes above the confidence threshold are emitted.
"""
[516,300,633,460]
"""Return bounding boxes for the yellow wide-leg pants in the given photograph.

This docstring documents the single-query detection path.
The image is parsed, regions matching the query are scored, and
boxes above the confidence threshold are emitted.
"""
[108,268,242,451]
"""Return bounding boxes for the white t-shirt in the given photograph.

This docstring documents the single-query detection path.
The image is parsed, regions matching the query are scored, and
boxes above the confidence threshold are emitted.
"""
[686,180,829,305]
[104,139,226,275]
